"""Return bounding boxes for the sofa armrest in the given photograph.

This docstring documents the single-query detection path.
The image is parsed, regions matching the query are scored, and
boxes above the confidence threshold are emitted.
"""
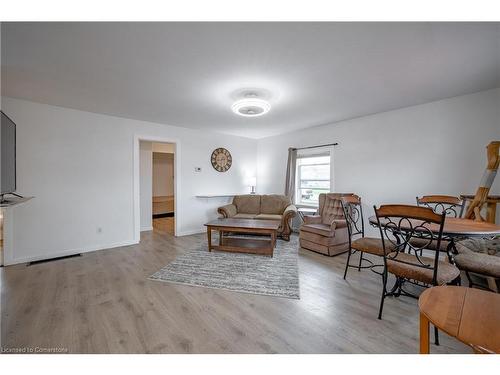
[283,204,298,218]
[303,215,322,224]
[280,204,297,241]
[217,204,237,218]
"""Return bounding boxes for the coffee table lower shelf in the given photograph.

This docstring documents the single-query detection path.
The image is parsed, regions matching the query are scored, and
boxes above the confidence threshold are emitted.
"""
[209,237,274,257]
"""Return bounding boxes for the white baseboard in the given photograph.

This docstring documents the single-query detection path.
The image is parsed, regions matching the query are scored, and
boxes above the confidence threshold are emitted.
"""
[141,226,153,232]
[4,239,139,266]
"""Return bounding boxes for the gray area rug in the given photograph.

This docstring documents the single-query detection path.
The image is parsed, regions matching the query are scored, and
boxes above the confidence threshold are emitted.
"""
[149,235,300,299]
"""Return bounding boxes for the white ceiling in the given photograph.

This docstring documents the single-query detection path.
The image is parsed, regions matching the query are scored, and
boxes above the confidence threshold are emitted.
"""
[2,22,499,139]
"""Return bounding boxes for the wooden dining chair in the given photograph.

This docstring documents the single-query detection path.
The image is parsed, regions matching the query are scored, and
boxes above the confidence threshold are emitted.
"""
[341,195,391,279]
[374,204,461,344]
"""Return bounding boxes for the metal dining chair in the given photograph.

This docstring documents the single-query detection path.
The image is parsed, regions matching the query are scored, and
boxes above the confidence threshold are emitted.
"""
[413,195,465,256]
[416,195,466,218]
[341,195,389,279]
[374,204,461,345]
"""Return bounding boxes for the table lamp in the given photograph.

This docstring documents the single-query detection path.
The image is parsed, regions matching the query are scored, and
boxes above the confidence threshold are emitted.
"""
[248,176,257,194]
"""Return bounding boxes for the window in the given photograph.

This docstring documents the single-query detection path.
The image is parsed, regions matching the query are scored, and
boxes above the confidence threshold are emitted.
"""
[296,154,331,206]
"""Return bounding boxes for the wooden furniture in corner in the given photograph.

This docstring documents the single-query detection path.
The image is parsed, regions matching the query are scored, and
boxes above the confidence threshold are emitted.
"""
[463,141,499,222]
[460,194,500,224]
[205,218,280,257]
[418,286,500,354]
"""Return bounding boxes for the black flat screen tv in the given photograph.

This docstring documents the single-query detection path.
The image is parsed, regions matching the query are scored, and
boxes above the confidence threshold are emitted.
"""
[1,110,17,195]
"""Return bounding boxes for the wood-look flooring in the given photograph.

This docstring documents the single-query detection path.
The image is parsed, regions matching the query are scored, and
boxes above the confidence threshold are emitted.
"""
[0,232,469,353]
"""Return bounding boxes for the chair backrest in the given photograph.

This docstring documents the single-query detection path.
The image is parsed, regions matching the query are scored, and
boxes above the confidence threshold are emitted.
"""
[341,195,364,240]
[416,195,465,218]
[374,204,446,285]
[318,193,354,225]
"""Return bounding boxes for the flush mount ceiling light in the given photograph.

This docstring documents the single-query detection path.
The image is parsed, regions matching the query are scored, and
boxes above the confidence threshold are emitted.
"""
[231,97,271,117]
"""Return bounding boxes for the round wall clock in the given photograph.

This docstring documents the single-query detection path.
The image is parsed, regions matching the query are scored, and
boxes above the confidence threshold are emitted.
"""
[211,148,232,172]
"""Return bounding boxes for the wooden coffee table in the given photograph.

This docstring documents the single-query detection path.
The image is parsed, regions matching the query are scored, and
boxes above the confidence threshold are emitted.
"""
[204,218,280,257]
[418,286,500,354]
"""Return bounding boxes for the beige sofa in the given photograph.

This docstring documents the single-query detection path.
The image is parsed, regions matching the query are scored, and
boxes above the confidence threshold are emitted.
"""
[299,193,353,256]
[217,194,297,240]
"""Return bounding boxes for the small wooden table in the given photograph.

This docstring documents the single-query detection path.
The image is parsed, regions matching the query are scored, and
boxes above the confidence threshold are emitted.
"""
[204,218,280,257]
[418,286,500,354]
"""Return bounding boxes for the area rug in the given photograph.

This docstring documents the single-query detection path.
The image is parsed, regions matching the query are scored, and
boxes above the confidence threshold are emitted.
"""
[149,235,300,299]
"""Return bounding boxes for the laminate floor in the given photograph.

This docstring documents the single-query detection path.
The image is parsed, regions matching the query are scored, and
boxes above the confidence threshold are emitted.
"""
[0,232,469,353]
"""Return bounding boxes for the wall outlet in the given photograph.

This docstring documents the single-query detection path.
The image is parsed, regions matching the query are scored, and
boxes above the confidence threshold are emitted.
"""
[195,167,202,172]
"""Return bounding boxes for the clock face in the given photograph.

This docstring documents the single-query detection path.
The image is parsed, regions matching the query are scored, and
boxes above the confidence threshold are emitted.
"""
[211,148,232,172]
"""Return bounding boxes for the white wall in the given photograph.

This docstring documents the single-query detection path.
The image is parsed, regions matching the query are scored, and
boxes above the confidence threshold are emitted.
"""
[2,97,257,265]
[139,141,153,231]
[257,89,500,234]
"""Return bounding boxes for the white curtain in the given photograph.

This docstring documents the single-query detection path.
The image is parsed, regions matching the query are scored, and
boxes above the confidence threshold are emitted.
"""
[284,148,297,203]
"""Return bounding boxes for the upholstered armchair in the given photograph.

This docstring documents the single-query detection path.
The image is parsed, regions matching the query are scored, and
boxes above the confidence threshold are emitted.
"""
[217,194,297,241]
[299,193,354,256]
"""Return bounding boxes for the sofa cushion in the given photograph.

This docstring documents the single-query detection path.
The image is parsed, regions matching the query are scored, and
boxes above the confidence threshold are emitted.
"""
[255,214,283,221]
[261,195,291,215]
[234,213,258,219]
[233,195,261,214]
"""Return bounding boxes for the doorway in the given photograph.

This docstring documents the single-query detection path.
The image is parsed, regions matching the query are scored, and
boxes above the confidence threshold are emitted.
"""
[151,144,175,235]
[136,137,178,240]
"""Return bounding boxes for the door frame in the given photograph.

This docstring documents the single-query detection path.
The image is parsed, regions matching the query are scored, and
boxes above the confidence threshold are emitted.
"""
[133,134,180,241]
